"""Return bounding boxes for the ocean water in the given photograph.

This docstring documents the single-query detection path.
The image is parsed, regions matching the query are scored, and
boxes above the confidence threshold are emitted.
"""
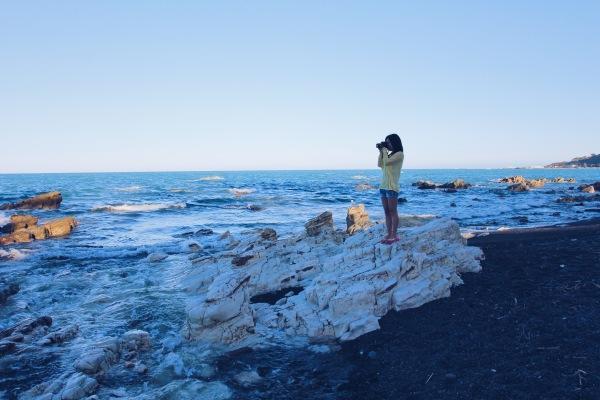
[0,169,598,398]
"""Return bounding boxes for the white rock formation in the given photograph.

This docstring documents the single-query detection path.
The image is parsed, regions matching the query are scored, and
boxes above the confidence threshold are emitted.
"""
[183,214,483,346]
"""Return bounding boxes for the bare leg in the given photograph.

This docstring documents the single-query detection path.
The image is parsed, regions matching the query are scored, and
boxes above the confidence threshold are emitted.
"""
[388,196,399,239]
[381,196,391,239]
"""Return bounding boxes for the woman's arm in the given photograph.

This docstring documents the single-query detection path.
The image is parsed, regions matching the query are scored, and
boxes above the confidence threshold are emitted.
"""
[377,150,383,168]
[381,151,403,166]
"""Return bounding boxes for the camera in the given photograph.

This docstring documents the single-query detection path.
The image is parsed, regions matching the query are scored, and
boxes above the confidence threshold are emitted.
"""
[376,142,388,150]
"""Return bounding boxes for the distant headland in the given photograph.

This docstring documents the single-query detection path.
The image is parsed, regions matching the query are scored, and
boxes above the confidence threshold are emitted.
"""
[545,154,600,168]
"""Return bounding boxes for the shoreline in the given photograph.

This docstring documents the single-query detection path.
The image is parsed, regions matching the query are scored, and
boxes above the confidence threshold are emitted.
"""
[335,216,600,399]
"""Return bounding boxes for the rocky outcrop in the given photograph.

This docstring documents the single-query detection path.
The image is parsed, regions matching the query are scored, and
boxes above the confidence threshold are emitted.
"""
[23,330,150,399]
[346,204,371,235]
[183,212,483,346]
[412,179,471,190]
[499,176,576,190]
[0,216,77,245]
[0,316,53,356]
[551,177,576,183]
[438,179,472,189]
[304,211,334,236]
[0,191,62,210]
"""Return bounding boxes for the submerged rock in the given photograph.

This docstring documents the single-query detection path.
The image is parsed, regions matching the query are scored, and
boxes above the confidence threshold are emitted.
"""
[184,212,483,346]
[507,183,529,192]
[38,324,79,346]
[0,191,62,210]
[557,194,600,203]
[346,204,371,235]
[0,283,20,304]
[412,180,437,190]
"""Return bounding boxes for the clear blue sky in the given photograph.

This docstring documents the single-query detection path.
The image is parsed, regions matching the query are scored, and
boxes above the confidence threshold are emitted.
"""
[1,1,599,172]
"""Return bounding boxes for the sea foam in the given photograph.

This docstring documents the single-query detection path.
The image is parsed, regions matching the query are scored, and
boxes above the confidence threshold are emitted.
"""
[228,188,255,197]
[194,176,225,181]
[92,203,186,213]
[115,185,143,192]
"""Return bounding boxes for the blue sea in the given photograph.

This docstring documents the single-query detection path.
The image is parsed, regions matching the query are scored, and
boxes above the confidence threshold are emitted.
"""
[0,169,599,399]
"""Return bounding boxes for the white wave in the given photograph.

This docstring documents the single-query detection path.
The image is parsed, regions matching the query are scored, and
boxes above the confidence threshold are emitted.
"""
[351,175,369,180]
[169,188,189,193]
[194,176,225,181]
[228,188,255,197]
[115,185,143,192]
[0,212,9,226]
[0,248,27,261]
[92,203,186,213]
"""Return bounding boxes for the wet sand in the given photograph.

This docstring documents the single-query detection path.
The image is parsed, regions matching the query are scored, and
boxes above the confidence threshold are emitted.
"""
[338,218,600,399]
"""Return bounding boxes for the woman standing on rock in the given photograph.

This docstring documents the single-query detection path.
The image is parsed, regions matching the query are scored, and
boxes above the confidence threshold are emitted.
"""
[377,134,404,244]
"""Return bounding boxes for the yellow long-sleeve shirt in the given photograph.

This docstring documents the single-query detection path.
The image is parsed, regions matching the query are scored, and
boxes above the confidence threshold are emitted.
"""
[378,149,404,192]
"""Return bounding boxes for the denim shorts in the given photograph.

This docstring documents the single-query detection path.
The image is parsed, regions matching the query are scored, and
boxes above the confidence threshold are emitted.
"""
[379,189,399,199]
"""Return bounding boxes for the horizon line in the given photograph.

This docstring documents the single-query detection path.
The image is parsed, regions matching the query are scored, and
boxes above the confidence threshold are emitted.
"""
[0,166,587,175]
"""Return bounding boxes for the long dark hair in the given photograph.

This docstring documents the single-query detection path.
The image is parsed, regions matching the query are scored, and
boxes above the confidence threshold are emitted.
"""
[385,133,403,155]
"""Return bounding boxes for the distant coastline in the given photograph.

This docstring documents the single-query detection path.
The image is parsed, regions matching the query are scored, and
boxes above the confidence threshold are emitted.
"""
[544,154,600,168]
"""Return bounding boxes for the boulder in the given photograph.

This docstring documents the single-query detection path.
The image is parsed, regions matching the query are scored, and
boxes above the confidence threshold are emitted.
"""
[44,217,77,238]
[304,211,334,236]
[0,191,62,210]
[346,204,371,235]
[184,212,483,346]
[507,183,529,192]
